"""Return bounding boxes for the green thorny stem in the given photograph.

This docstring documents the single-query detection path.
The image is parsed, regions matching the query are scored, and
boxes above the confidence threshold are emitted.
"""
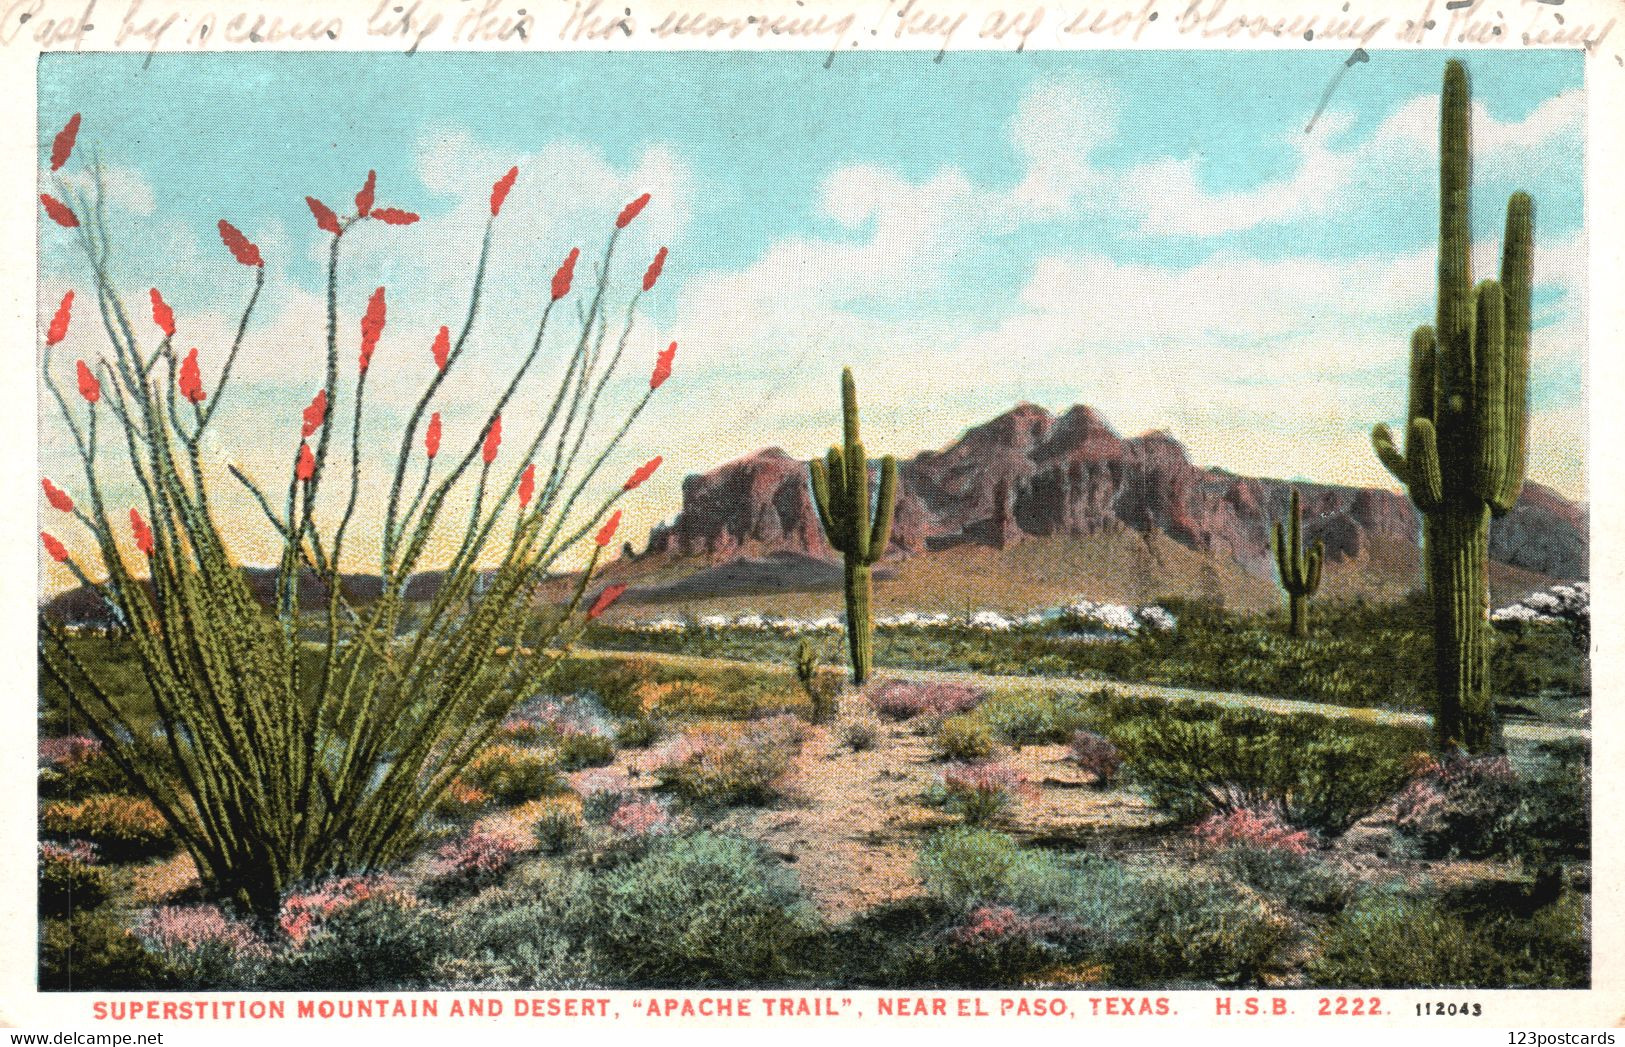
[39,156,669,927]
[1370,59,1532,755]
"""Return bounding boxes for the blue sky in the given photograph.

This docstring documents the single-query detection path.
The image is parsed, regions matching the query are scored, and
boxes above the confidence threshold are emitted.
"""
[37,49,1587,578]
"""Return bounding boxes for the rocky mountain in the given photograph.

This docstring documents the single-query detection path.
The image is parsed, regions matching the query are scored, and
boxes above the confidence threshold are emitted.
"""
[636,403,1587,592]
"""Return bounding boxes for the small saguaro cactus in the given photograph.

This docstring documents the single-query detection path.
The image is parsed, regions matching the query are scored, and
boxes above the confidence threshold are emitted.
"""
[1371,59,1532,754]
[808,368,897,685]
[1272,488,1323,638]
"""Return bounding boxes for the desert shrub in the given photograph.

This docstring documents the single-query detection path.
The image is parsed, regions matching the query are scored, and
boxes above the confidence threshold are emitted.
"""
[1110,706,1415,835]
[521,796,587,854]
[543,657,661,719]
[1193,807,1313,854]
[278,875,406,946]
[842,720,879,752]
[553,732,616,771]
[433,782,492,819]
[38,841,111,918]
[867,680,986,720]
[915,827,1023,905]
[934,761,1036,826]
[607,797,672,838]
[133,905,273,989]
[590,832,821,985]
[1067,730,1122,786]
[270,895,446,991]
[461,745,560,805]
[40,911,177,991]
[614,717,661,749]
[1209,846,1351,916]
[38,736,134,800]
[648,716,800,808]
[936,715,997,761]
[1113,875,1294,987]
[1393,754,1522,859]
[633,675,809,722]
[446,867,600,988]
[41,794,174,861]
[1505,739,1590,870]
[424,828,526,898]
[936,904,1067,986]
[1309,892,1507,987]
[973,689,1087,747]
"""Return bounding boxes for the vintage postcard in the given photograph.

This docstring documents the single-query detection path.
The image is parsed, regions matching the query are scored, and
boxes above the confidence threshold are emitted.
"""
[3,0,1620,1035]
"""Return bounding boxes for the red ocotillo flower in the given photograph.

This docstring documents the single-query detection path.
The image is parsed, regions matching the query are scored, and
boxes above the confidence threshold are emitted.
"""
[642,247,668,292]
[75,360,100,403]
[178,348,206,403]
[551,248,580,301]
[359,287,386,373]
[425,411,442,458]
[150,288,176,338]
[616,193,651,229]
[40,193,79,228]
[46,291,73,346]
[518,463,536,509]
[50,113,81,172]
[431,325,450,371]
[41,532,70,563]
[355,170,376,217]
[650,341,676,390]
[306,196,341,235]
[482,414,502,465]
[490,166,519,217]
[130,508,154,556]
[218,220,263,267]
[623,456,662,491]
[296,442,316,481]
[587,582,627,620]
[42,478,74,513]
[302,389,328,437]
[595,509,622,547]
[371,207,419,226]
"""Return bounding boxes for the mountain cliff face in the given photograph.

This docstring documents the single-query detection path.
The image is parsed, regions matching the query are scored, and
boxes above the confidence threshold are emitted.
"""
[639,403,1587,584]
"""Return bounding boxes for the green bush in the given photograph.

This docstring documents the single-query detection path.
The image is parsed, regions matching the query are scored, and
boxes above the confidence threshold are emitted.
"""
[650,719,798,809]
[38,844,112,919]
[38,749,135,801]
[1113,874,1294,987]
[615,717,661,749]
[1310,891,1516,988]
[554,733,616,771]
[972,690,1088,747]
[915,827,1022,905]
[462,745,561,805]
[1110,705,1417,835]
[543,657,662,718]
[269,897,447,991]
[446,868,600,988]
[1211,846,1351,915]
[1506,740,1590,870]
[40,911,176,991]
[41,794,175,861]
[590,833,822,985]
[936,715,997,760]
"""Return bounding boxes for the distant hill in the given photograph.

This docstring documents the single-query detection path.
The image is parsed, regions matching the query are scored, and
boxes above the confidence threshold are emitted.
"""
[615,402,1586,613]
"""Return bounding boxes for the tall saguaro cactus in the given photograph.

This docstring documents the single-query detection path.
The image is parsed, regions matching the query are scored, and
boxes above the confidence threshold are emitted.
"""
[809,368,897,685]
[1272,488,1323,638]
[1371,59,1532,754]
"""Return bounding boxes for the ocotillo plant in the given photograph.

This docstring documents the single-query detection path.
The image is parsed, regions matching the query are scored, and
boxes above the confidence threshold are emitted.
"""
[1272,488,1323,638]
[808,368,896,685]
[37,113,676,925]
[1371,59,1532,754]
